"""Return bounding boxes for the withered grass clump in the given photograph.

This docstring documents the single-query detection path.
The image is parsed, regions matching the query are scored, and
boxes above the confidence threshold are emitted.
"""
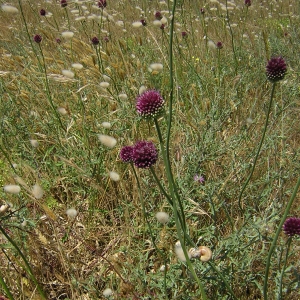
[0,0,299,299]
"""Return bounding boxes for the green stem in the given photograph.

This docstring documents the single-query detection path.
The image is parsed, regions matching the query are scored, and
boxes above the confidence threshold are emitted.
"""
[0,225,46,299]
[0,275,14,300]
[278,237,292,300]
[208,262,238,300]
[238,82,276,212]
[131,164,168,297]
[263,176,300,300]
[38,44,66,132]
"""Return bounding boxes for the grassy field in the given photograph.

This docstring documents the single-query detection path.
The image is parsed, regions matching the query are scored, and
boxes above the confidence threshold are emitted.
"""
[0,0,299,299]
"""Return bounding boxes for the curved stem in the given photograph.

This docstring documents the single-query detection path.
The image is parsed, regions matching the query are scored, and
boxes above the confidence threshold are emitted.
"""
[238,82,276,212]
[263,176,300,300]
[0,225,46,299]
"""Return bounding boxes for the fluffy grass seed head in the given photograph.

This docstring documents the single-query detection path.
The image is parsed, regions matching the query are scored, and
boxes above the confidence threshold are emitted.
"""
[62,31,74,39]
[118,93,128,100]
[1,4,18,13]
[266,56,287,82]
[32,184,44,199]
[175,241,191,262]
[109,171,120,181]
[156,212,169,224]
[72,63,83,70]
[149,63,163,72]
[58,107,68,115]
[3,185,21,194]
[62,70,75,79]
[132,141,158,168]
[100,82,110,88]
[30,139,39,148]
[98,134,117,148]
[283,217,300,237]
[120,146,134,163]
[101,122,111,129]
[103,288,113,297]
[66,208,78,218]
[132,21,143,28]
[136,90,165,119]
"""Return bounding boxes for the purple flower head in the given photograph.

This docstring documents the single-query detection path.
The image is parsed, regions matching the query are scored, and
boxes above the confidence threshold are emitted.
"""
[181,31,188,38]
[140,19,147,26]
[245,0,251,7]
[216,41,223,49]
[40,9,46,16]
[91,36,99,45]
[194,174,205,184]
[136,90,165,119]
[160,24,165,30]
[33,34,42,43]
[155,11,162,20]
[60,0,67,8]
[132,141,158,169]
[283,217,300,237]
[98,0,107,8]
[266,56,287,82]
[104,36,109,42]
[120,146,134,163]
[200,8,205,14]
[56,38,62,44]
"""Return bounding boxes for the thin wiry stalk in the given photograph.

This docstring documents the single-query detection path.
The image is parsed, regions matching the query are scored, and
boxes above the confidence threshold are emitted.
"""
[131,164,168,298]
[0,275,14,300]
[263,176,300,300]
[238,82,276,212]
[0,224,47,299]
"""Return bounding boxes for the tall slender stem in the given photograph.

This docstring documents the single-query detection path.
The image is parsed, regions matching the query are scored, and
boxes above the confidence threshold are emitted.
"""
[263,176,300,300]
[238,82,276,212]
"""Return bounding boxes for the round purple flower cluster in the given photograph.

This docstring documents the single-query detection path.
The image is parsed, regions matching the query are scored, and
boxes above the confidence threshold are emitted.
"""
[33,34,42,43]
[98,0,107,8]
[136,90,164,119]
[266,56,287,82]
[245,0,251,7]
[91,37,99,45]
[283,217,300,237]
[61,0,67,8]
[40,9,46,16]
[120,141,158,169]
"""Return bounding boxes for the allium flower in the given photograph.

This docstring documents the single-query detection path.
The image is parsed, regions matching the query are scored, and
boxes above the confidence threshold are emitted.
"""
[91,36,99,45]
[132,141,158,168]
[283,217,300,237]
[266,56,287,82]
[200,8,205,14]
[61,0,67,8]
[40,9,46,16]
[181,31,188,38]
[98,0,107,8]
[104,36,109,42]
[155,11,162,20]
[160,24,165,30]
[56,38,61,44]
[216,41,223,49]
[120,146,133,163]
[141,19,147,26]
[33,34,42,43]
[136,90,164,118]
[245,0,251,7]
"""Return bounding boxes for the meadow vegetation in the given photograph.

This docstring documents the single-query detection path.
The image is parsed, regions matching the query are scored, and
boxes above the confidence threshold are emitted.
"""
[0,0,299,299]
